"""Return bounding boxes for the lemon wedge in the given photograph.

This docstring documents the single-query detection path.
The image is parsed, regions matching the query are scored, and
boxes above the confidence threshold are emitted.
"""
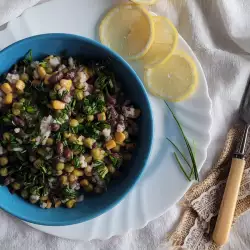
[144,51,198,102]
[130,0,158,5]
[99,3,154,60]
[142,16,178,68]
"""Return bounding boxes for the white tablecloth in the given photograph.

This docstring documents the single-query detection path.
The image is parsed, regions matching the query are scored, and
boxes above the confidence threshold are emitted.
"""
[1,0,250,249]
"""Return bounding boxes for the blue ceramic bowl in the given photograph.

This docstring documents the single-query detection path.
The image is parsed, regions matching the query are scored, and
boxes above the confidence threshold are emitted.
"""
[0,34,153,226]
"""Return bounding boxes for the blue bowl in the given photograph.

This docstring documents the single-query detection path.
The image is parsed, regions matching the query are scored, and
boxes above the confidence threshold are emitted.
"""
[0,33,153,226]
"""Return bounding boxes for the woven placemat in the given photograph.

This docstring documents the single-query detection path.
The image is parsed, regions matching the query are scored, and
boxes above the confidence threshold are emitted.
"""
[168,124,250,250]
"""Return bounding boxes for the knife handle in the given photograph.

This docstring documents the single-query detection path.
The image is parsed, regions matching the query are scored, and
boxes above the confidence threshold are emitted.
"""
[212,158,245,246]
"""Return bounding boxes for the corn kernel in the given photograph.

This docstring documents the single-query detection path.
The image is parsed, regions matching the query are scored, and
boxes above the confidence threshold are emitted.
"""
[16,80,25,91]
[106,140,116,150]
[4,93,13,104]
[60,79,72,91]
[44,74,51,85]
[66,199,76,208]
[112,145,121,152]
[46,200,52,209]
[51,100,66,110]
[40,196,48,201]
[115,132,126,143]
[80,179,89,187]
[1,83,12,94]
[97,112,106,121]
[55,200,62,208]
[68,174,78,183]
[69,134,77,143]
[73,169,84,177]
[37,66,47,79]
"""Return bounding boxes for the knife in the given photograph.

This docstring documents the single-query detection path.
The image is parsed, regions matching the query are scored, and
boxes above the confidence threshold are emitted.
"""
[212,78,250,246]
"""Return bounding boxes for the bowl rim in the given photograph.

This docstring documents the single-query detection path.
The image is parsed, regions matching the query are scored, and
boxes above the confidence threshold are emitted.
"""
[0,33,154,226]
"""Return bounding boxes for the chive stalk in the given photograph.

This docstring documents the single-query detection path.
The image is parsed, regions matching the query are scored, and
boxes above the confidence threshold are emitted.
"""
[165,102,199,181]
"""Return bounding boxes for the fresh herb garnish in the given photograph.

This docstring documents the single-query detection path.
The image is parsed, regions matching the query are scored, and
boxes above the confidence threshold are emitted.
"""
[109,154,122,168]
[0,112,13,124]
[57,89,68,99]
[23,50,33,65]
[70,144,85,154]
[39,61,48,68]
[96,165,109,179]
[61,187,77,199]
[165,102,198,181]
[78,122,100,139]
[95,73,114,91]
[73,157,81,168]
[93,160,104,168]
[82,95,105,115]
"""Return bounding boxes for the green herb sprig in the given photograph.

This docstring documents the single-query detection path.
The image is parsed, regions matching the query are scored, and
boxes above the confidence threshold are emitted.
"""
[23,50,33,65]
[165,102,199,181]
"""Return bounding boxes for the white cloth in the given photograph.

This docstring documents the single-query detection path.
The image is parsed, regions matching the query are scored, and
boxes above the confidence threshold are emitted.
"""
[1,0,250,249]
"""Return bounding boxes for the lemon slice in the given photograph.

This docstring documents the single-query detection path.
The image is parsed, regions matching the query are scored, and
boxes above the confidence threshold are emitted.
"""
[144,51,198,102]
[130,0,158,5]
[99,4,154,60]
[142,16,178,68]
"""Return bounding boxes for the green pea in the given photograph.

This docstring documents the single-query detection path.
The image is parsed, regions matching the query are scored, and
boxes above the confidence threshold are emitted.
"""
[34,159,44,169]
[56,170,63,176]
[56,162,65,171]
[64,165,74,173]
[74,81,85,90]
[0,157,8,166]
[87,115,94,122]
[46,138,54,146]
[0,168,8,176]
[13,102,23,109]
[75,89,84,101]
[12,108,21,116]
[46,67,53,74]
[3,132,11,141]
[84,138,95,149]
[12,182,21,190]
[70,119,79,127]
[20,73,29,82]
[19,98,26,104]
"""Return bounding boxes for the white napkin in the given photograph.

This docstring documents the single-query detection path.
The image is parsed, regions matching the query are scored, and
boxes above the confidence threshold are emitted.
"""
[1,0,250,249]
[0,0,41,27]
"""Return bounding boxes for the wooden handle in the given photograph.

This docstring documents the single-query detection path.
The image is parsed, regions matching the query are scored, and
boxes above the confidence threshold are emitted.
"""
[212,158,245,246]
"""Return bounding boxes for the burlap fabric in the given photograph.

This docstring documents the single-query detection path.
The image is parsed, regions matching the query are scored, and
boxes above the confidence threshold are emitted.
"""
[169,124,250,250]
